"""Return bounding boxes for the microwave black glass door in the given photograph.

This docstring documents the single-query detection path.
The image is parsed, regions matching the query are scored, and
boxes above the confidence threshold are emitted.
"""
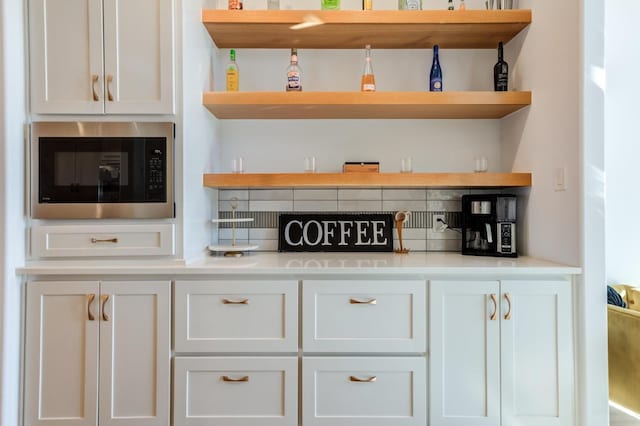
[38,137,166,204]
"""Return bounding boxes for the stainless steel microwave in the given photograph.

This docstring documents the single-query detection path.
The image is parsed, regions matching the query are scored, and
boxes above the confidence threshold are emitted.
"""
[31,122,174,219]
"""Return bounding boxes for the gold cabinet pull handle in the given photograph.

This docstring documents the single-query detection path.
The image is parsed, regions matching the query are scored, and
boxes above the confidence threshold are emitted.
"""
[91,74,99,101]
[101,294,110,321]
[349,375,377,383]
[222,375,249,382]
[349,298,377,305]
[106,74,114,101]
[489,294,498,321]
[222,298,250,305]
[87,294,96,321]
[91,238,118,244]
[504,293,512,320]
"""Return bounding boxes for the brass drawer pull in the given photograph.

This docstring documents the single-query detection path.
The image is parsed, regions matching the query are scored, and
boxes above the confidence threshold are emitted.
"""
[349,375,377,383]
[349,298,377,305]
[91,74,99,101]
[504,293,512,320]
[87,294,96,321]
[101,294,110,321]
[91,238,118,244]
[222,298,250,305]
[489,294,497,321]
[222,375,249,383]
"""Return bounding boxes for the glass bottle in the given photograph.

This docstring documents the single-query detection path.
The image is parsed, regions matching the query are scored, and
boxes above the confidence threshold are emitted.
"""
[361,45,376,92]
[286,48,302,92]
[429,45,442,92]
[398,0,422,10]
[493,42,509,91]
[447,0,454,10]
[228,0,243,10]
[363,0,373,10]
[321,0,340,10]
[226,49,239,91]
[459,0,466,10]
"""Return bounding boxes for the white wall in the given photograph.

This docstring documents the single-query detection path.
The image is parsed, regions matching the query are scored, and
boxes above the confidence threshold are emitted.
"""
[0,0,26,424]
[181,0,222,261]
[605,0,640,285]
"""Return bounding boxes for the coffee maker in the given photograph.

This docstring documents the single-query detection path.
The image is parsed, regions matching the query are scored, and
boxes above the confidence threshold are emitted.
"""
[461,194,517,257]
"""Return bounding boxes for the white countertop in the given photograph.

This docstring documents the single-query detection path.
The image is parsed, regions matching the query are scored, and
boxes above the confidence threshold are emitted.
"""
[17,252,582,276]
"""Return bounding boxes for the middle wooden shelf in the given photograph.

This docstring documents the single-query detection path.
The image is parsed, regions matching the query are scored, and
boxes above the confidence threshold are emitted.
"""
[203,91,531,119]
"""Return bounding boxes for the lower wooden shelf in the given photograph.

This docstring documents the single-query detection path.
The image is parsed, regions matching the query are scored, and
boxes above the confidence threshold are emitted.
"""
[203,172,532,188]
[203,91,532,119]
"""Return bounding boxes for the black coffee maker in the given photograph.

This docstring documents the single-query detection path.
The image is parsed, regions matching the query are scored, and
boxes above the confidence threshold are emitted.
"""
[461,194,517,257]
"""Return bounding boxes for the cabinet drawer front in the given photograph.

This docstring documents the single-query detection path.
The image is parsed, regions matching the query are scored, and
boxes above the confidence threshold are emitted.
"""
[31,224,175,258]
[174,281,298,352]
[173,357,297,426]
[302,281,426,352]
[302,357,426,426]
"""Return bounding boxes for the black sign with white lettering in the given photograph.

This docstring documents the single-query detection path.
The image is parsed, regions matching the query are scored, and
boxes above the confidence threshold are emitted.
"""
[278,213,393,252]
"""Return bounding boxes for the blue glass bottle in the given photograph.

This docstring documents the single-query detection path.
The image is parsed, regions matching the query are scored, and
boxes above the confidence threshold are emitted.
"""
[430,45,443,92]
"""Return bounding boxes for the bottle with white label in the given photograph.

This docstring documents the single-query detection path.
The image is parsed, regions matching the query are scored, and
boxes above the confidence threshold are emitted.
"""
[286,48,302,92]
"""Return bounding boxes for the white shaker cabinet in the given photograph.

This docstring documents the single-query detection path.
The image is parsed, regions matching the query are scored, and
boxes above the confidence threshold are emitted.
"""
[429,280,574,426]
[24,281,171,426]
[29,0,175,114]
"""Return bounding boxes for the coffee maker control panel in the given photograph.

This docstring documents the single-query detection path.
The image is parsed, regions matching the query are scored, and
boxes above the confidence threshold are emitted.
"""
[497,222,516,254]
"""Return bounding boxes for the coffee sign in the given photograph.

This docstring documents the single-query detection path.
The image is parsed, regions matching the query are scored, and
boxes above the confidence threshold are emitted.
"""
[278,213,393,252]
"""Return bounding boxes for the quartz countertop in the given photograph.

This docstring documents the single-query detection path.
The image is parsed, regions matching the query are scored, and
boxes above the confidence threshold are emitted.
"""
[17,252,581,276]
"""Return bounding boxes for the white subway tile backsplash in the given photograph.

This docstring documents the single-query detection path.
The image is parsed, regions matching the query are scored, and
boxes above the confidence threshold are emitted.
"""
[219,190,249,201]
[250,189,294,201]
[219,229,249,240]
[382,189,427,201]
[254,240,279,251]
[393,228,427,240]
[249,200,294,212]
[338,189,383,201]
[294,200,339,211]
[427,200,462,212]
[338,200,383,211]
[294,189,338,200]
[427,239,462,252]
[427,228,463,240]
[427,189,468,201]
[382,200,427,212]
[219,200,249,211]
[249,228,279,240]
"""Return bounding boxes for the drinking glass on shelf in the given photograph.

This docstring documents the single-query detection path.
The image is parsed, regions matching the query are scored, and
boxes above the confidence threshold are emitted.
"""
[304,156,317,173]
[401,157,413,173]
[474,156,488,173]
[232,157,244,173]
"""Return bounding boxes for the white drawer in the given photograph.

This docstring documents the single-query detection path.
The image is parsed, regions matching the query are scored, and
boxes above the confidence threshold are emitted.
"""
[31,224,175,258]
[173,357,298,426]
[174,280,298,353]
[302,357,426,426]
[302,280,426,353]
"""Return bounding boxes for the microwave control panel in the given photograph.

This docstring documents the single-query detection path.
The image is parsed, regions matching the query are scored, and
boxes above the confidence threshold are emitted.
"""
[146,139,166,201]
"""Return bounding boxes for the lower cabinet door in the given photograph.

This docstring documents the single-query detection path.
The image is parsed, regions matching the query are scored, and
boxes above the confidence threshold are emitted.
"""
[173,357,298,426]
[302,357,426,426]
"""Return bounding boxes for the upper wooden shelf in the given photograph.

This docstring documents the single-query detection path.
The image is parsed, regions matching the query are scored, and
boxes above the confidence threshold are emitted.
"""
[203,172,532,188]
[202,9,532,49]
[203,91,531,119]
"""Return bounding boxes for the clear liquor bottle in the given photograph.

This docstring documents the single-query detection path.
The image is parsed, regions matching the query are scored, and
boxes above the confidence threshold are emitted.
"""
[494,42,508,91]
[226,49,239,91]
[361,45,376,92]
[286,48,302,92]
[429,45,442,92]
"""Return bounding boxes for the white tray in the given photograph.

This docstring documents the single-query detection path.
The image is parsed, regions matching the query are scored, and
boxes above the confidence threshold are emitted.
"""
[208,244,259,253]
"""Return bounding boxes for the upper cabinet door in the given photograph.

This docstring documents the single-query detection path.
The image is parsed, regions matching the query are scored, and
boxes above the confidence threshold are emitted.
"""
[500,280,574,426]
[98,281,171,426]
[103,0,175,114]
[29,0,105,114]
[24,281,100,426]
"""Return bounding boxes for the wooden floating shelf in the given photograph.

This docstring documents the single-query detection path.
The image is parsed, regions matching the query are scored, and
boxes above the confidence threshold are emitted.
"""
[202,10,532,49]
[203,173,532,188]
[203,91,531,119]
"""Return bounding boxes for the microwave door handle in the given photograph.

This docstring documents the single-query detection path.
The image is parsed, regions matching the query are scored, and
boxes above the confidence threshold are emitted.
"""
[486,223,493,244]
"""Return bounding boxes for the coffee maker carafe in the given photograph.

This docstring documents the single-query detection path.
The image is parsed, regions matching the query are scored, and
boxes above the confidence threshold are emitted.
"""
[461,194,517,257]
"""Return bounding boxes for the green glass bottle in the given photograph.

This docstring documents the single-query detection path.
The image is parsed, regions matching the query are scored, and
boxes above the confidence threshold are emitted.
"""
[321,0,340,10]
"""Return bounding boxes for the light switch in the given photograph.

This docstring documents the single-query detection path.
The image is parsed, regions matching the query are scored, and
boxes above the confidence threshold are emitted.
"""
[554,167,567,191]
